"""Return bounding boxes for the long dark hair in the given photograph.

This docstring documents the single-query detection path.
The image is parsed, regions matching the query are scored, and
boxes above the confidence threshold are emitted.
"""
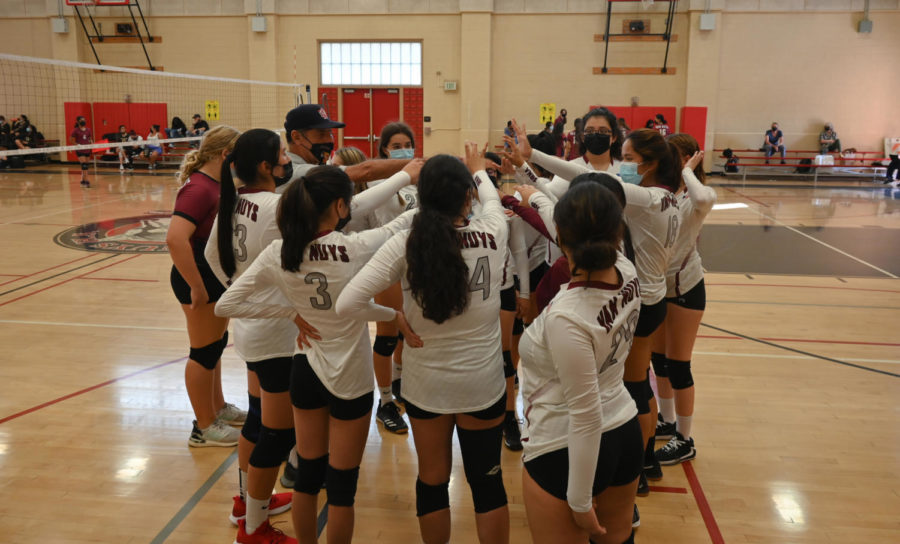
[528,132,557,178]
[406,155,472,323]
[582,107,623,161]
[626,128,681,192]
[217,128,281,278]
[378,122,415,158]
[571,172,635,264]
[667,133,705,185]
[277,166,353,272]
[554,180,623,274]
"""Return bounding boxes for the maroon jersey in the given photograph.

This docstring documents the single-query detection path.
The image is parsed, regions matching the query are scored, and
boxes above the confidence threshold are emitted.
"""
[535,256,571,314]
[71,126,92,145]
[173,171,220,255]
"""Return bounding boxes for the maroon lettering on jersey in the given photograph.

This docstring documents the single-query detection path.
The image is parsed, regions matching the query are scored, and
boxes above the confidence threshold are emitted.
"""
[236,198,260,222]
[308,244,322,261]
[619,278,640,308]
[457,231,499,250]
[596,298,619,333]
[660,193,678,212]
[307,243,350,262]
[338,246,349,262]
[487,233,497,250]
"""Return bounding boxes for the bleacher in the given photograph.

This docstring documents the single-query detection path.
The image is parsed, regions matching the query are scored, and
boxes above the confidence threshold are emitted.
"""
[712,148,888,182]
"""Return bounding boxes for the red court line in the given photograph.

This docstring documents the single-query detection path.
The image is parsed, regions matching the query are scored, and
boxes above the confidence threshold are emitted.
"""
[0,355,187,425]
[0,255,141,308]
[0,254,96,287]
[698,334,900,347]
[720,185,771,208]
[706,282,900,294]
[682,461,725,544]
[77,276,158,283]
[649,485,688,494]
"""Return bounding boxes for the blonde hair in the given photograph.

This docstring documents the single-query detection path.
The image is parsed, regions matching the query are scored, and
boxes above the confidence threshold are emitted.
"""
[334,146,366,167]
[177,125,240,184]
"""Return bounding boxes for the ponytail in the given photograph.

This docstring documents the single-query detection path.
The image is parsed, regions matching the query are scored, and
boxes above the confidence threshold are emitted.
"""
[626,128,681,192]
[176,125,239,185]
[277,166,353,272]
[217,152,238,278]
[667,133,705,185]
[406,155,471,324]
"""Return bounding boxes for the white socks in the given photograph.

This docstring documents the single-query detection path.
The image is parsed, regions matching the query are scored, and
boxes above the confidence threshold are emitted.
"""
[245,495,269,534]
[676,415,693,440]
[288,447,298,468]
[659,397,676,423]
[379,386,393,406]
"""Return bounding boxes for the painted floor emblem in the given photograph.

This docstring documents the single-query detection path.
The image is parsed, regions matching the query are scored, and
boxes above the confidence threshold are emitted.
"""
[54,213,171,254]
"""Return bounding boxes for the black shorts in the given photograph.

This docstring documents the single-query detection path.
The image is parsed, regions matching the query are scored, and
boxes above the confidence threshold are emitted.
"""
[500,286,517,312]
[170,259,227,305]
[247,356,292,393]
[529,262,550,294]
[634,298,667,338]
[75,150,91,158]
[667,279,706,311]
[405,392,506,421]
[290,354,372,420]
[524,416,642,501]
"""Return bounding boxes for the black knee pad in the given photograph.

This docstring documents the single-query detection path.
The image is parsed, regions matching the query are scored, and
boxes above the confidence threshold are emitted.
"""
[502,350,516,378]
[650,352,668,378]
[457,425,508,513]
[325,465,360,507]
[80,162,88,171]
[667,359,694,390]
[512,317,524,336]
[622,529,635,544]
[624,380,650,415]
[240,394,262,443]
[249,426,295,468]
[189,335,226,370]
[295,453,328,495]
[415,477,450,517]
[373,335,398,357]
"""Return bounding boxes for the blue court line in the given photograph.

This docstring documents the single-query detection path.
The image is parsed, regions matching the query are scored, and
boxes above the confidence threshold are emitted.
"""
[149,450,238,544]
[700,323,899,378]
[317,503,329,537]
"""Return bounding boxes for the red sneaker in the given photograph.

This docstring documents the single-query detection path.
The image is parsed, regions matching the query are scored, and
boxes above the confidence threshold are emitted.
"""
[229,493,293,525]
[234,519,297,544]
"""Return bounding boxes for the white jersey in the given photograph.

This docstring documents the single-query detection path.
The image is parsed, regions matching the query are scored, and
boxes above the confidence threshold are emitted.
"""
[372,184,418,227]
[547,154,621,197]
[214,211,415,399]
[205,189,297,362]
[336,171,508,413]
[513,162,554,270]
[341,171,413,233]
[531,149,679,304]
[519,253,640,513]
[666,167,716,297]
[503,214,530,296]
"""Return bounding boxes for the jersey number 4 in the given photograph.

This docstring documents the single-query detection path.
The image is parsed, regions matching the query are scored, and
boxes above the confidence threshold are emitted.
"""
[468,256,491,301]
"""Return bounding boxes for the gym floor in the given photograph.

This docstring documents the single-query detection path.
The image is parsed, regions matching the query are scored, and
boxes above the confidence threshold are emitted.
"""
[0,165,897,543]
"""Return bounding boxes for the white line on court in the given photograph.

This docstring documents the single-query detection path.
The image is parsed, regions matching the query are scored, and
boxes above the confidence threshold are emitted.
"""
[741,205,898,279]
[0,319,182,332]
[694,350,900,365]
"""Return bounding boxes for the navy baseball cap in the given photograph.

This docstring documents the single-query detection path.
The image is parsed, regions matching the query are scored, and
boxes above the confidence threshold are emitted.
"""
[284,104,345,134]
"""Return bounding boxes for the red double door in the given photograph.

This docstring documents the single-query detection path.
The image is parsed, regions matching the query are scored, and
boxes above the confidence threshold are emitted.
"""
[340,88,401,158]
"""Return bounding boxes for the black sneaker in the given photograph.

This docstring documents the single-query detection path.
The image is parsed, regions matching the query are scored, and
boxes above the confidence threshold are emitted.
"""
[655,413,675,441]
[391,379,403,405]
[636,471,649,497]
[376,400,408,434]
[280,459,297,489]
[503,413,523,451]
[643,457,663,481]
[632,504,640,528]
[655,432,696,465]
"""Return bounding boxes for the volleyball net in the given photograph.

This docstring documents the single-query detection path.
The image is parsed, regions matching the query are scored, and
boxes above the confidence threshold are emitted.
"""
[0,53,306,165]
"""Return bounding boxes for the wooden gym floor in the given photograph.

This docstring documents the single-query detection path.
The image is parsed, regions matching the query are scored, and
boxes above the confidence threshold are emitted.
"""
[0,165,898,543]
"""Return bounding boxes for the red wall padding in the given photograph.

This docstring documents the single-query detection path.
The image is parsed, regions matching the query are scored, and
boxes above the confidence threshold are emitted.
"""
[92,102,167,141]
[679,106,708,150]
[402,88,424,158]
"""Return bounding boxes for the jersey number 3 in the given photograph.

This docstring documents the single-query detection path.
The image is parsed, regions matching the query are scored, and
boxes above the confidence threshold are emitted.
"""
[305,272,332,310]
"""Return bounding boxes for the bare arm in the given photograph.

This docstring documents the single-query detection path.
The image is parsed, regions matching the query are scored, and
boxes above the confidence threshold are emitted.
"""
[344,159,411,185]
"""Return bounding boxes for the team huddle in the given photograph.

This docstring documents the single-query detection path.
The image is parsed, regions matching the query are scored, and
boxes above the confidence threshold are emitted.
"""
[164,104,716,544]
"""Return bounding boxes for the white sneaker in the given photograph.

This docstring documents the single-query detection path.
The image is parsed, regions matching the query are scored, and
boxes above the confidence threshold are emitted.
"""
[188,419,240,448]
[217,402,247,426]
[119,164,124,173]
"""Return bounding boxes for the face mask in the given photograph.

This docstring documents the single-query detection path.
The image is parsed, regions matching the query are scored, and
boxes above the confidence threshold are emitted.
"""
[300,132,334,165]
[26,127,32,133]
[335,207,352,231]
[79,120,86,127]
[583,133,611,155]
[389,148,415,160]
[771,126,777,131]
[273,161,293,187]
[619,161,644,185]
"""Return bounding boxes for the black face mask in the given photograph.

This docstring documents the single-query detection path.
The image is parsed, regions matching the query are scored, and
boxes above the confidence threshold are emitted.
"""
[79,120,86,127]
[299,132,335,165]
[335,208,352,231]
[273,161,293,187]
[583,133,611,155]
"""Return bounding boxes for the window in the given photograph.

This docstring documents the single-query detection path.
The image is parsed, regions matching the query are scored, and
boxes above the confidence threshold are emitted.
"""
[320,42,422,86]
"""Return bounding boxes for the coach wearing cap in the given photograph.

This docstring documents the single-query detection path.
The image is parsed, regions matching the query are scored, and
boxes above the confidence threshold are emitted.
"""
[279,104,409,192]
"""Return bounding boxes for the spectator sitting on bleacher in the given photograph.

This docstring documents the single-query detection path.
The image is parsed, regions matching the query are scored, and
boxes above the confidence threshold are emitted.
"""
[165,116,187,146]
[0,115,10,148]
[819,123,841,154]
[189,114,208,148]
[118,127,142,172]
[764,122,786,165]
[14,116,36,150]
